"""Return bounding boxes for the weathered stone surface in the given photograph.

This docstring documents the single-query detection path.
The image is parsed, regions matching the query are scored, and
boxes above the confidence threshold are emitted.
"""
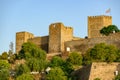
[73,62,120,80]
[89,62,120,80]
[49,22,73,53]
[88,15,112,38]
[28,36,49,52]
[65,32,120,54]
[16,31,34,53]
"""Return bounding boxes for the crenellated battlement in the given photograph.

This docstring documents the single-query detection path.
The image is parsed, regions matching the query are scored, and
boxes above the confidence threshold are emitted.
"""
[88,15,112,18]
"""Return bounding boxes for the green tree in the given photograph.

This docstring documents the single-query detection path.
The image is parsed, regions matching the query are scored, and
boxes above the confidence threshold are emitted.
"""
[27,58,47,72]
[27,58,40,72]
[0,60,10,69]
[105,45,118,62]
[83,48,93,65]
[17,42,47,73]
[49,56,73,77]
[50,56,65,67]
[15,64,30,77]
[61,61,74,77]
[0,60,10,80]
[46,67,67,80]
[18,42,46,60]
[83,43,119,64]
[100,25,120,36]
[115,74,120,80]
[1,52,8,60]
[67,52,83,65]
[0,68,10,80]
[16,73,34,80]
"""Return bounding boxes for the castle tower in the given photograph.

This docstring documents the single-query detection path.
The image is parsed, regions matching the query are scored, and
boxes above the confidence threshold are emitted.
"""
[49,23,73,53]
[88,15,112,38]
[16,31,34,53]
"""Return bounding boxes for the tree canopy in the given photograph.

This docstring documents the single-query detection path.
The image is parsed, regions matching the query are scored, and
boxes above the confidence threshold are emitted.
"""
[1,52,8,60]
[50,56,65,67]
[49,56,73,78]
[18,42,46,60]
[15,64,30,77]
[100,25,120,36]
[67,52,83,65]
[0,60,10,80]
[83,43,119,65]
[46,67,67,80]
[16,73,34,80]
[17,42,48,73]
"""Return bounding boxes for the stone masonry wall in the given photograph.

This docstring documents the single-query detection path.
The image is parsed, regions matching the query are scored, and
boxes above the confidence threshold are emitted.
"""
[28,36,49,52]
[49,23,62,53]
[65,32,120,54]
[49,23,73,53]
[89,62,120,80]
[61,25,73,52]
[16,31,34,53]
[72,62,120,80]
[88,15,112,38]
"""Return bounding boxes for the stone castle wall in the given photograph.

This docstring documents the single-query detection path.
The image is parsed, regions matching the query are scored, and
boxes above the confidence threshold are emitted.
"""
[61,25,73,52]
[28,36,49,52]
[73,62,120,80]
[88,15,112,38]
[49,23,73,53]
[16,15,114,54]
[89,62,120,80]
[65,32,120,54]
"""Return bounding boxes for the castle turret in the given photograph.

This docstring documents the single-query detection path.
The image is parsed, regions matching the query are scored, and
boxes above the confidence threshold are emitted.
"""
[16,31,34,53]
[88,15,112,38]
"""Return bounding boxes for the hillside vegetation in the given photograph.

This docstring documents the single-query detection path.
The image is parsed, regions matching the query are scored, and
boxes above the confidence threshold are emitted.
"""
[0,42,120,80]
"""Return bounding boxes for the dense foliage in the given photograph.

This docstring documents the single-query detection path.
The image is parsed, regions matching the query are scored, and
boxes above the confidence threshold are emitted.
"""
[1,42,120,79]
[100,25,120,36]
[18,42,46,60]
[14,42,48,79]
[0,60,10,80]
[46,67,67,80]
[16,73,34,80]
[17,42,47,72]
[49,56,74,77]
[83,43,120,65]
[1,52,8,60]
[50,56,65,67]
[67,52,83,65]
[15,64,30,77]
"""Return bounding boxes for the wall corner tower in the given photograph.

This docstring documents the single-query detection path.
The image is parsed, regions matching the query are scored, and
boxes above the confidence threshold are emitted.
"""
[16,31,34,53]
[48,22,73,53]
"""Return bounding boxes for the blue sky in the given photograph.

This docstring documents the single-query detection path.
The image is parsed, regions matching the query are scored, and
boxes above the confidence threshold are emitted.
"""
[0,0,120,54]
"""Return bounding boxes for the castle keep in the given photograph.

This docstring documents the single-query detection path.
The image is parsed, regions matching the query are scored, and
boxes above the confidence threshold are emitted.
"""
[16,15,119,54]
[88,15,112,38]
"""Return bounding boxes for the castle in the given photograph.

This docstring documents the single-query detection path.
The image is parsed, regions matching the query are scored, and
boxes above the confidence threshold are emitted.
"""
[16,15,119,54]
[15,15,120,80]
